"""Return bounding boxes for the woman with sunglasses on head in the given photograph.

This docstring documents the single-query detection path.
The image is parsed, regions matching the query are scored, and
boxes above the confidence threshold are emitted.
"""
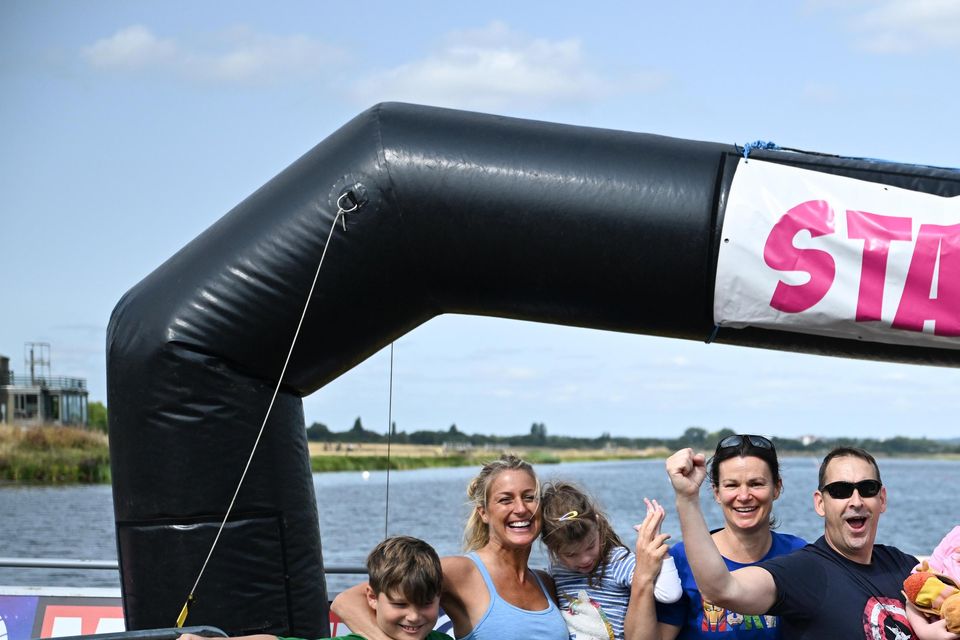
[655,434,807,639]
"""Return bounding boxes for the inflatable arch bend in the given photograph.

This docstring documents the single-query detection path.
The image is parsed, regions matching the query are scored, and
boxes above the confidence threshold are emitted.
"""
[106,102,960,636]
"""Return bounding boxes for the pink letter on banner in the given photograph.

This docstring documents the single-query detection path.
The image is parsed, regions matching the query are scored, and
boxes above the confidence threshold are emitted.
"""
[892,223,960,337]
[764,200,836,313]
[846,210,913,322]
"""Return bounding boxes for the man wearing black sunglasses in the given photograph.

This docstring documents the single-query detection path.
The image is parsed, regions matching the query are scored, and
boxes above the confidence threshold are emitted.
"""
[666,445,926,639]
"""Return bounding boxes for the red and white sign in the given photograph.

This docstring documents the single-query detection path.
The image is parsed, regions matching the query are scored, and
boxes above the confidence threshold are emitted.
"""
[39,604,125,637]
[714,159,960,348]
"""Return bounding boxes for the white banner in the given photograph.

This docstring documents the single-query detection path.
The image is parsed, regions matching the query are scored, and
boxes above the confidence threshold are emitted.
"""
[714,159,960,349]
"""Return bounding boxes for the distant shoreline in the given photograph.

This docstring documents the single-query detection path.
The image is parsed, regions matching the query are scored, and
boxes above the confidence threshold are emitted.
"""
[2,427,957,485]
[303,443,960,473]
[305,442,670,472]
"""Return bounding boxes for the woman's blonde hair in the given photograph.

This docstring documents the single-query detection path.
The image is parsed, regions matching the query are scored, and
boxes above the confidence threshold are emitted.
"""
[463,454,538,551]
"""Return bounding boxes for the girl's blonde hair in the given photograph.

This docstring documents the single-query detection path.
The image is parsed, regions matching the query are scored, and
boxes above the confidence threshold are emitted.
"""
[540,480,624,586]
[463,454,539,552]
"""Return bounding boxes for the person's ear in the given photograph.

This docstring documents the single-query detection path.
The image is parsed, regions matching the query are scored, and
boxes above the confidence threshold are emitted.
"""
[365,585,378,610]
[813,491,826,518]
[478,504,488,523]
[878,486,887,514]
[773,479,783,501]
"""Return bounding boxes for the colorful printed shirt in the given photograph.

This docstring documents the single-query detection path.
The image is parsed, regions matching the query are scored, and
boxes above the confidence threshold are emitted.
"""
[656,531,807,638]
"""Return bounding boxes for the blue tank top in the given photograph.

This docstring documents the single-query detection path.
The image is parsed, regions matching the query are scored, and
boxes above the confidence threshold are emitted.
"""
[460,552,569,640]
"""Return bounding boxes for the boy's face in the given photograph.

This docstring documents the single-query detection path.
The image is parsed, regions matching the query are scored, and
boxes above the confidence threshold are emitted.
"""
[365,586,440,640]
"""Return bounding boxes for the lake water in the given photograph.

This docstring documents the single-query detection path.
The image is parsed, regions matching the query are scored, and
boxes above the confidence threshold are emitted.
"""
[1,457,957,594]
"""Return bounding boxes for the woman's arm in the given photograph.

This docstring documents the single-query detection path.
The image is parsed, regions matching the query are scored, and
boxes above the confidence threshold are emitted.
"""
[623,499,671,640]
[657,622,682,640]
[439,556,481,638]
[535,569,559,603]
[329,583,392,640]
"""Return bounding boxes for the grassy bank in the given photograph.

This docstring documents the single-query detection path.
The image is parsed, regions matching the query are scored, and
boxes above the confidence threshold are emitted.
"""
[306,442,669,471]
[3,429,957,483]
[0,425,111,483]
[0,429,668,484]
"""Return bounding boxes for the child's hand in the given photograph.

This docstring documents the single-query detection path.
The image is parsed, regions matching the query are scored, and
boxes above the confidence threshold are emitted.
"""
[633,498,671,583]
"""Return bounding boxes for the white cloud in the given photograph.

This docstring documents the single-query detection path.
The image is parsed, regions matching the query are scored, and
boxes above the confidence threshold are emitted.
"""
[83,25,177,70]
[352,21,663,110]
[82,25,343,84]
[849,0,960,53]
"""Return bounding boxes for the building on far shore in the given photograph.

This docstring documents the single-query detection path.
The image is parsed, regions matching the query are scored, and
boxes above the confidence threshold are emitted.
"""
[0,343,88,426]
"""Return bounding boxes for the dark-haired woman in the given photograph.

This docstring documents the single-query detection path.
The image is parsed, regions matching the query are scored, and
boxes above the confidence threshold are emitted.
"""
[656,435,807,639]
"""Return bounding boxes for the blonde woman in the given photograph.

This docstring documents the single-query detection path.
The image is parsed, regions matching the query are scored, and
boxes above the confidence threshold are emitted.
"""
[333,454,668,639]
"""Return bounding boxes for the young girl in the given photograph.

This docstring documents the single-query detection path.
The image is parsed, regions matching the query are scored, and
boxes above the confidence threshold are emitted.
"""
[541,480,682,640]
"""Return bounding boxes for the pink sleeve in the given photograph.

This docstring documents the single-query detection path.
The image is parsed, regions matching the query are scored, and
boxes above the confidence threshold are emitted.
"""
[928,525,960,581]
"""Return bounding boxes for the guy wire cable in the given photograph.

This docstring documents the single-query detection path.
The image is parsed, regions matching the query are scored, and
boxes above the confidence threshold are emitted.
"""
[175,195,359,628]
[384,341,395,540]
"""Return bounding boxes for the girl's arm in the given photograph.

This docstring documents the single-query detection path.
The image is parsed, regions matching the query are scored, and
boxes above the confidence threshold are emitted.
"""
[623,499,671,640]
[653,555,682,604]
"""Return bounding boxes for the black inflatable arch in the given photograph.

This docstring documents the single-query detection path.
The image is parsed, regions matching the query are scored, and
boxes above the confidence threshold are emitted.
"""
[106,103,960,637]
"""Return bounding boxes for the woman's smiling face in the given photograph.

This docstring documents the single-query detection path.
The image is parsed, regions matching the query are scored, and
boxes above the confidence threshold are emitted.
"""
[713,455,781,533]
[478,469,541,548]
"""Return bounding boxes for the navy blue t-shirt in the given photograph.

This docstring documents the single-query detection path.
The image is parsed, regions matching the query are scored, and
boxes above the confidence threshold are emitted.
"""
[763,536,917,640]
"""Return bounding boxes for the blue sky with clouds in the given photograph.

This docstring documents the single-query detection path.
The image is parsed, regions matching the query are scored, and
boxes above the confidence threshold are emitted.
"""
[2,1,958,440]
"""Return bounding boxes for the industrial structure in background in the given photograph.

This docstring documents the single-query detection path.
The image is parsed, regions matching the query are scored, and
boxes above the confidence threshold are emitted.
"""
[0,342,88,425]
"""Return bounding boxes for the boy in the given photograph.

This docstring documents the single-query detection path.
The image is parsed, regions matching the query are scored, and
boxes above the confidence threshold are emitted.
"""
[179,536,447,640]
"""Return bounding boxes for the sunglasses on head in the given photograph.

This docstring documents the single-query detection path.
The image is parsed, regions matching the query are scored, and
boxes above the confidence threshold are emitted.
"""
[717,434,773,451]
[820,479,882,499]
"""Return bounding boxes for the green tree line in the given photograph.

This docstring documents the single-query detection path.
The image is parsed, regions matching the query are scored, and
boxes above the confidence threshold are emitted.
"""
[81,404,960,456]
[306,419,960,456]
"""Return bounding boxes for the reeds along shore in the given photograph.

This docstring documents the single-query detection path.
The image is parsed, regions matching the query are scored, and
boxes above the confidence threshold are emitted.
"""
[306,442,666,472]
[0,424,111,483]
[0,425,668,484]
[4,425,959,484]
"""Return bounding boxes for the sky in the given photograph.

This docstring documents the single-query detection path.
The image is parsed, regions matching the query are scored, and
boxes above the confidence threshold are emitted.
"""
[2,1,959,441]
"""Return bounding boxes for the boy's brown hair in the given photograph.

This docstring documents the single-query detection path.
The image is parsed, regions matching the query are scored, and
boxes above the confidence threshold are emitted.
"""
[366,536,442,605]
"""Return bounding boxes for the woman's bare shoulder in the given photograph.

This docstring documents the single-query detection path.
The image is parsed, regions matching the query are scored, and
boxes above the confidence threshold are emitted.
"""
[534,569,555,590]
[441,555,478,582]
[439,554,486,635]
